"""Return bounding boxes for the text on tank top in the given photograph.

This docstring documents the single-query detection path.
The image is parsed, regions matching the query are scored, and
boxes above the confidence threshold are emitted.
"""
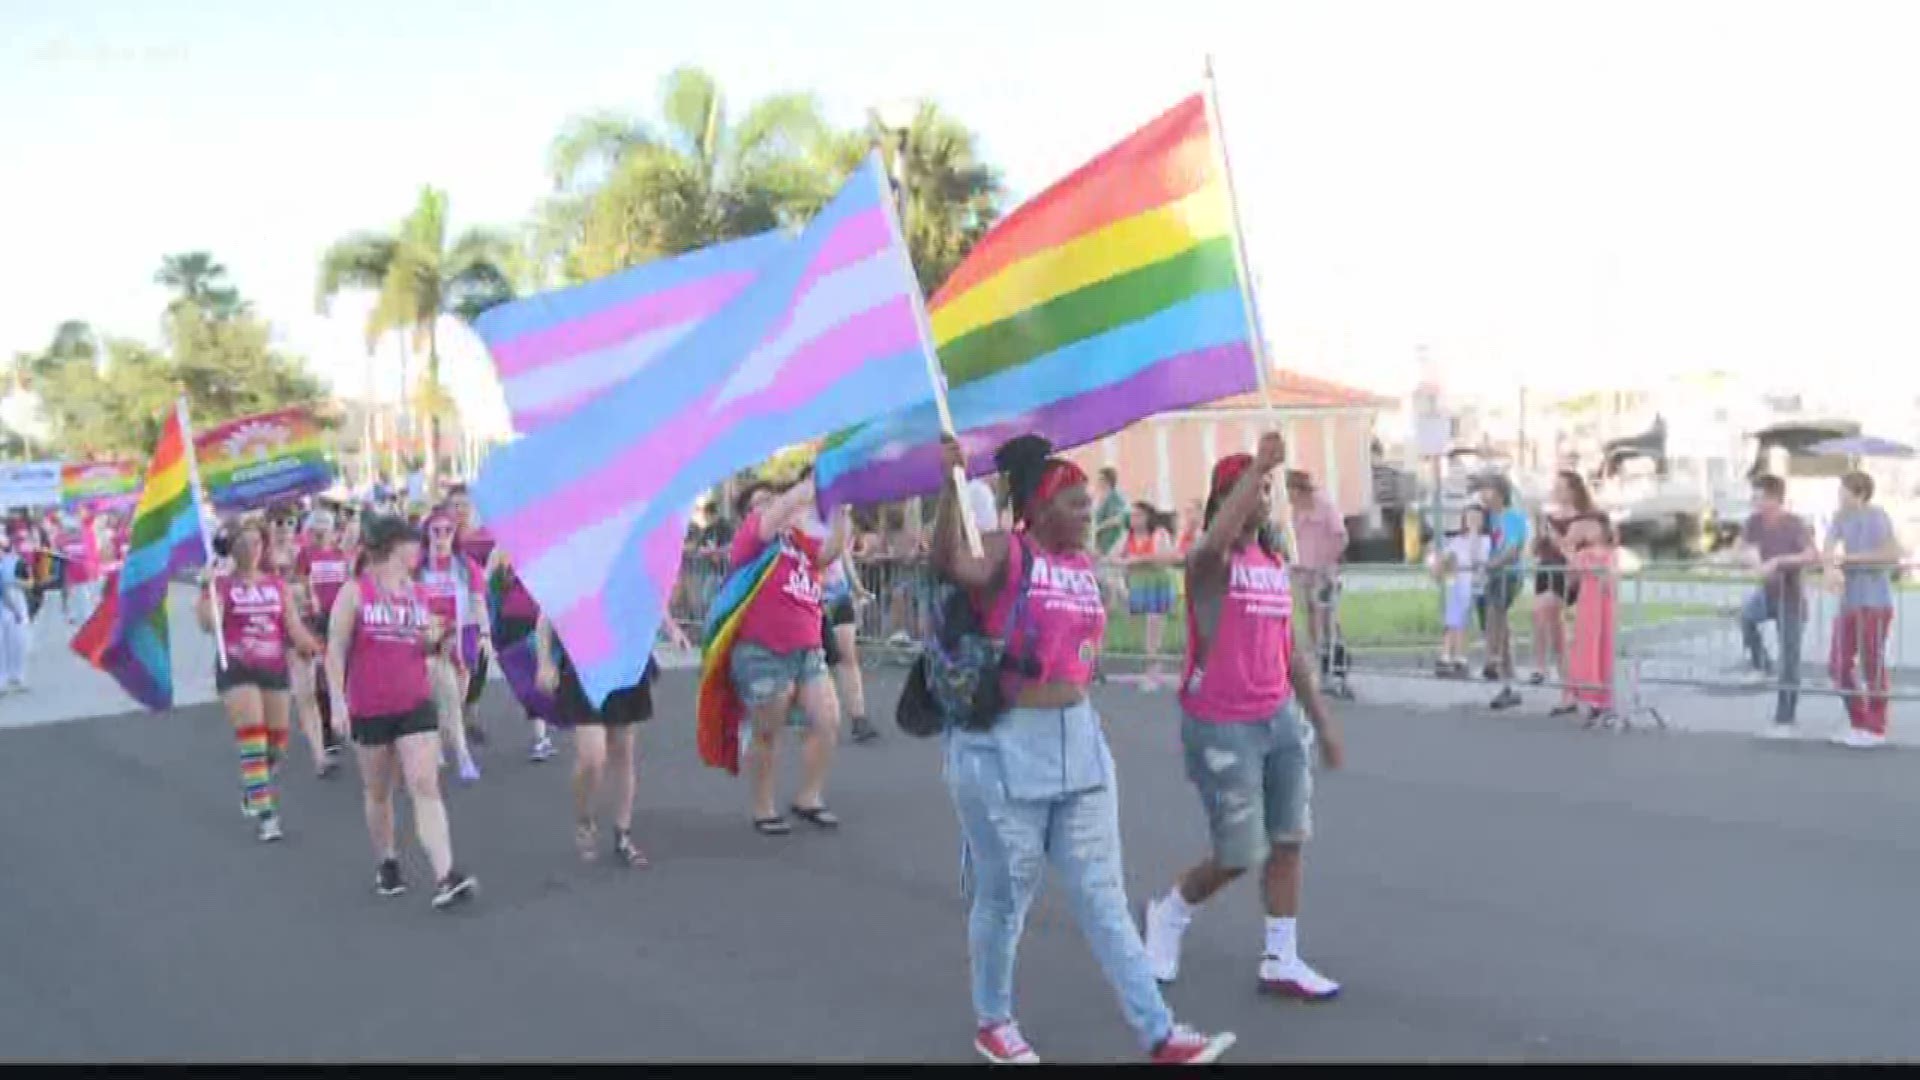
[417,554,475,627]
[220,574,291,672]
[984,536,1106,687]
[347,574,433,717]
[300,545,353,618]
[1180,544,1294,723]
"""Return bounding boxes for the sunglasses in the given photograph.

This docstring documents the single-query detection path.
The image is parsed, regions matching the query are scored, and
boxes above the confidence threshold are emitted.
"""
[429,527,455,537]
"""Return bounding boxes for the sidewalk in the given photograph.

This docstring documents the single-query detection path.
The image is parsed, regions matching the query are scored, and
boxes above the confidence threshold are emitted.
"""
[0,584,220,731]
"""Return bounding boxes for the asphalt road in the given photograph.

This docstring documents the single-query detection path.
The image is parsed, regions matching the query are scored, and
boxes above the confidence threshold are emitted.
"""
[2,669,1916,1062]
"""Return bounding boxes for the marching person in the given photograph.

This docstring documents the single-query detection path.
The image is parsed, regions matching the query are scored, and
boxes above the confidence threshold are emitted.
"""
[291,508,352,776]
[802,506,877,745]
[446,484,496,747]
[0,533,31,693]
[535,613,654,867]
[418,511,488,783]
[932,433,1236,1065]
[325,514,478,909]
[727,476,849,835]
[1142,433,1346,1002]
[485,545,557,762]
[195,521,325,843]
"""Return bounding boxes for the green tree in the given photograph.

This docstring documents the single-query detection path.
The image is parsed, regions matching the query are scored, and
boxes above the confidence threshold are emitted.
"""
[547,67,842,281]
[860,103,1003,295]
[156,251,249,322]
[316,186,515,485]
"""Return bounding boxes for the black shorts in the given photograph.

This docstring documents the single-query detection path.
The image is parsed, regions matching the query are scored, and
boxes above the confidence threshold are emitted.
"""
[216,662,290,694]
[555,656,656,728]
[1533,565,1580,605]
[826,595,856,629]
[352,702,437,747]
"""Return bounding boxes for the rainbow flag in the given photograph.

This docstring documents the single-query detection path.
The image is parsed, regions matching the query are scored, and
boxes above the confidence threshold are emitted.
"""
[475,231,790,433]
[474,152,939,708]
[817,94,1258,509]
[695,544,780,774]
[70,399,211,710]
[62,460,141,514]
[195,406,337,511]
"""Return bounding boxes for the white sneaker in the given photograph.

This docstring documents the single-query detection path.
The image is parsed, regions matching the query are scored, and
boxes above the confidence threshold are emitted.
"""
[1832,728,1887,750]
[1258,955,1341,1000]
[257,814,284,843]
[1143,894,1190,984]
[1757,724,1798,742]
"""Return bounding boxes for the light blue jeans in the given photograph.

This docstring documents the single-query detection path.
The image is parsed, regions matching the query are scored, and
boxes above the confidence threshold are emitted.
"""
[943,701,1174,1050]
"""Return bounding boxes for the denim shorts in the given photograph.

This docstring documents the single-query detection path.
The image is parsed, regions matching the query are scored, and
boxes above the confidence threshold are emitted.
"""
[1181,703,1313,870]
[730,641,828,708]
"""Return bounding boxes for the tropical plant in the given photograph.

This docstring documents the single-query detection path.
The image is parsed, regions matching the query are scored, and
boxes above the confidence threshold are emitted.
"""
[859,102,1003,295]
[156,252,249,322]
[315,186,515,484]
[546,66,843,281]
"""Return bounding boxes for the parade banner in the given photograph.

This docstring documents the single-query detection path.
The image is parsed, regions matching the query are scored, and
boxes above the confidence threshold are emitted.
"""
[194,406,338,511]
[62,460,142,514]
[0,460,63,509]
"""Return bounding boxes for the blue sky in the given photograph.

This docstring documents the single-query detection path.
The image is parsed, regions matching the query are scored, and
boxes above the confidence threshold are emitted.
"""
[7,0,1920,435]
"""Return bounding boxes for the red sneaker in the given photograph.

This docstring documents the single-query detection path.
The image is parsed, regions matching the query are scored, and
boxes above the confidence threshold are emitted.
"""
[974,1021,1041,1064]
[1150,1025,1237,1064]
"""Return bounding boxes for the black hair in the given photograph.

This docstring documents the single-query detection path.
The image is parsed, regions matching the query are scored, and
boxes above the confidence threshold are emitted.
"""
[1555,469,1595,514]
[1752,474,1786,501]
[1201,472,1279,559]
[360,513,420,562]
[995,435,1057,524]
[733,481,768,521]
[1129,501,1176,538]
[1098,466,1119,489]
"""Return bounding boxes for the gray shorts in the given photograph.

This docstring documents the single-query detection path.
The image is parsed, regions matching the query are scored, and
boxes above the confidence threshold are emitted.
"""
[730,641,828,709]
[1181,703,1313,870]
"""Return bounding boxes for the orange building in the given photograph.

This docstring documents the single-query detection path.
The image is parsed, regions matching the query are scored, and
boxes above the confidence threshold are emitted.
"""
[1061,368,1394,521]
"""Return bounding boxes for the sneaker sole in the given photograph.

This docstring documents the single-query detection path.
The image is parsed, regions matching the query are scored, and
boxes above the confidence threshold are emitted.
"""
[1259,978,1341,1001]
[376,883,407,898]
[973,1041,1039,1065]
[432,878,478,910]
[1159,1032,1237,1063]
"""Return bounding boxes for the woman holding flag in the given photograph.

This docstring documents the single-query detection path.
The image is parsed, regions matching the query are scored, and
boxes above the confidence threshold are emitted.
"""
[726,475,850,835]
[534,612,654,866]
[195,521,325,843]
[326,514,478,910]
[418,510,489,784]
[1140,432,1346,1003]
[931,434,1236,1065]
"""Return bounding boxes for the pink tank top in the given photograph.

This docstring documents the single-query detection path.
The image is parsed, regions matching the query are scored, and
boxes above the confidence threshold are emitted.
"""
[298,544,352,619]
[218,573,291,673]
[346,573,433,719]
[1179,544,1294,723]
[417,553,480,627]
[983,536,1106,688]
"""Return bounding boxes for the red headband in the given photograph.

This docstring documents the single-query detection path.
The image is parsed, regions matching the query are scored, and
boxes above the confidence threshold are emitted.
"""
[1210,453,1254,499]
[1029,459,1088,515]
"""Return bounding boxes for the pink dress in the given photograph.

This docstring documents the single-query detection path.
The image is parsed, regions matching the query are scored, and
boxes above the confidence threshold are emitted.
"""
[1568,544,1616,709]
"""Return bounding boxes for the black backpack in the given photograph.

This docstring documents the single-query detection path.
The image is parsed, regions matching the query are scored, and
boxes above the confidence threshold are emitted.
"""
[896,538,1036,738]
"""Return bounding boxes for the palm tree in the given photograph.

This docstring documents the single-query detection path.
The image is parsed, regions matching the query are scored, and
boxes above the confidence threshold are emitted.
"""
[545,67,843,282]
[859,103,1003,296]
[155,252,248,321]
[316,186,515,488]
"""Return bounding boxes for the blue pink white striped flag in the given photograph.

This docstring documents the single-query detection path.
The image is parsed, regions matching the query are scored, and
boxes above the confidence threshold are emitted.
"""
[473,152,938,706]
[474,231,790,432]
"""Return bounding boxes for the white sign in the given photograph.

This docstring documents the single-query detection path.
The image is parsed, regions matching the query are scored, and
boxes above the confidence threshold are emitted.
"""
[0,461,62,509]
[1411,381,1451,458]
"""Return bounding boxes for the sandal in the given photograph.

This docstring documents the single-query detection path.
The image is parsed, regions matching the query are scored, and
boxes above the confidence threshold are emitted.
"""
[791,804,841,830]
[753,816,792,836]
[613,829,649,869]
[575,820,599,862]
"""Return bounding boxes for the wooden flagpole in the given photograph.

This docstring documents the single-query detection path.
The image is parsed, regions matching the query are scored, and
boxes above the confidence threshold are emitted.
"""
[871,145,984,558]
[1204,55,1297,556]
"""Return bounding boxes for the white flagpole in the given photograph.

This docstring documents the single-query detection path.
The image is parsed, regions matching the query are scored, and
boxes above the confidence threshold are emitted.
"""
[176,397,228,671]
[1204,55,1297,553]
[871,146,984,558]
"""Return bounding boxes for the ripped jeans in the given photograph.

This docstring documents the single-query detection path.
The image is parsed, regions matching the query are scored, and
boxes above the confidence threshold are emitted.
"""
[944,702,1174,1050]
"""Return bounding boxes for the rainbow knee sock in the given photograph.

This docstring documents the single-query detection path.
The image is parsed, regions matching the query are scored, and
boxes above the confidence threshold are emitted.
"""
[238,724,276,818]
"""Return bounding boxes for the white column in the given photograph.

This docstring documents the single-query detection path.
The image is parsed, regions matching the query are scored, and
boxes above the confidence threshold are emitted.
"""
[1200,421,1219,468]
[1283,418,1301,469]
[1322,416,1342,511]
[1102,436,1119,472]
[1154,421,1173,509]
[1243,423,1259,455]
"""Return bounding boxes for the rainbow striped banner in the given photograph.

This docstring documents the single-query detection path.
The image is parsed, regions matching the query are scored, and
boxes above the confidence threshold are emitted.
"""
[69,399,211,710]
[195,406,337,511]
[475,231,790,433]
[62,460,142,514]
[817,93,1258,509]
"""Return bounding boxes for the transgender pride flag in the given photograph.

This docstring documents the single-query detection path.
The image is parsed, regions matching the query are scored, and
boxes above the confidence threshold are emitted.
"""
[475,231,790,432]
[473,152,938,706]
